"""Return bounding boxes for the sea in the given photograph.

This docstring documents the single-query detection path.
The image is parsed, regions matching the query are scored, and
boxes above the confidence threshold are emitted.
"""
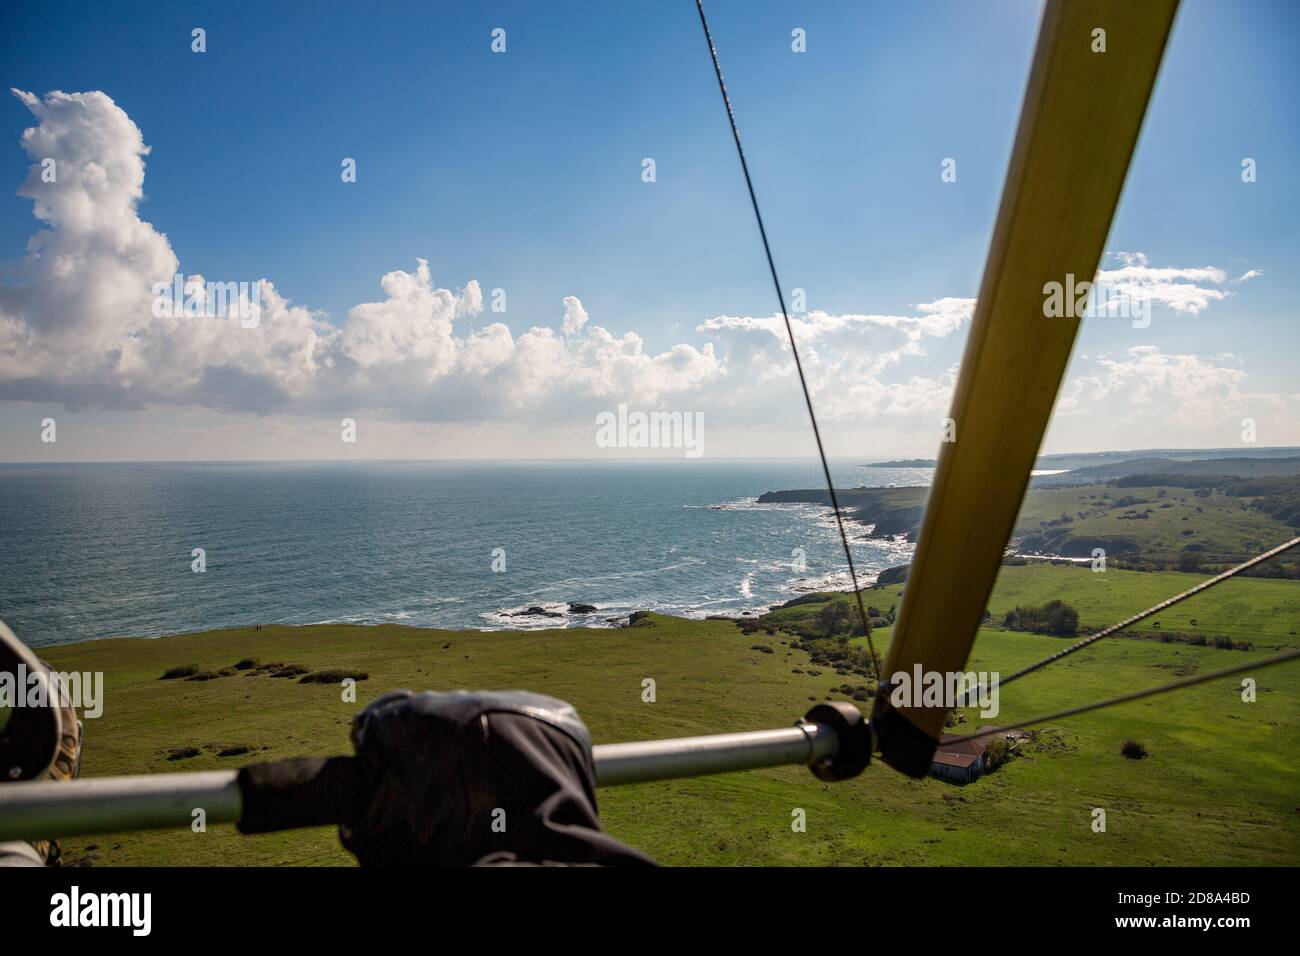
[0,459,933,647]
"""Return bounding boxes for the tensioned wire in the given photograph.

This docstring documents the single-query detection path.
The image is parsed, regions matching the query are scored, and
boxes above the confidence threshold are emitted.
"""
[695,0,880,681]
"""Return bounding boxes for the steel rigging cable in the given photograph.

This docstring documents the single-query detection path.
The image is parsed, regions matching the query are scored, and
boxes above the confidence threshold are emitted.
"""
[695,0,880,680]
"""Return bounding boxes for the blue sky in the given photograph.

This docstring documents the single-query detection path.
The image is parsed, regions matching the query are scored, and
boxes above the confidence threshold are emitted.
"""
[0,0,1296,460]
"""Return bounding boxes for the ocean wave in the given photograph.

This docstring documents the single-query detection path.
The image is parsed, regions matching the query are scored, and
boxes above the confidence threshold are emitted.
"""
[687,497,827,513]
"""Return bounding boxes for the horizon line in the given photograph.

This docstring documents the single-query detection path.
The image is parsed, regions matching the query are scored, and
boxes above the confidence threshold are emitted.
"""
[2,444,1298,467]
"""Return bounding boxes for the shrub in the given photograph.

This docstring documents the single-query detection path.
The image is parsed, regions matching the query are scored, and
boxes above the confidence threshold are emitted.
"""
[299,669,369,683]
[815,600,867,639]
[1002,600,1079,637]
[1121,740,1148,760]
[160,664,200,680]
[816,600,852,637]
[983,737,1011,771]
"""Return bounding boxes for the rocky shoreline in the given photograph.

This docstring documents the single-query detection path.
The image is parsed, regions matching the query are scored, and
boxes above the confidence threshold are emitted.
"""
[503,601,600,619]
[756,487,927,541]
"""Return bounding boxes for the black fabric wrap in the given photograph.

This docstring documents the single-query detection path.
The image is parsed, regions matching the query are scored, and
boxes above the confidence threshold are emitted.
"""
[339,689,654,867]
[237,756,365,834]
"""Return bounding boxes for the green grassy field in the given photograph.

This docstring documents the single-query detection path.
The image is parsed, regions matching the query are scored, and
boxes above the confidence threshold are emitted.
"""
[35,563,1300,867]
[770,562,1300,646]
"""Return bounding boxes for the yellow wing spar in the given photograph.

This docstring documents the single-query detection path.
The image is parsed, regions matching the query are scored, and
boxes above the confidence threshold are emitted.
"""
[872,0,1180,776]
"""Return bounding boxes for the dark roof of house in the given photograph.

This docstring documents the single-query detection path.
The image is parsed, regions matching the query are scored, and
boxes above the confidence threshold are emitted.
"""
[932,750,979,769]
[937,733,989,757]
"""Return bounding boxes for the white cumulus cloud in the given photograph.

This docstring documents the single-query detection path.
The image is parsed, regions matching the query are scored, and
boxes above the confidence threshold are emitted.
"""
[1,90,1282,454]
[1097,251,1236,315]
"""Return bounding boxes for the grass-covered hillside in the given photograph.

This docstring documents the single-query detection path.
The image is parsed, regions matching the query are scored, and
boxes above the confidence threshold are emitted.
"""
[37,563,1300,867]
[1014,481,1300,570]
[761,480,1300,574]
